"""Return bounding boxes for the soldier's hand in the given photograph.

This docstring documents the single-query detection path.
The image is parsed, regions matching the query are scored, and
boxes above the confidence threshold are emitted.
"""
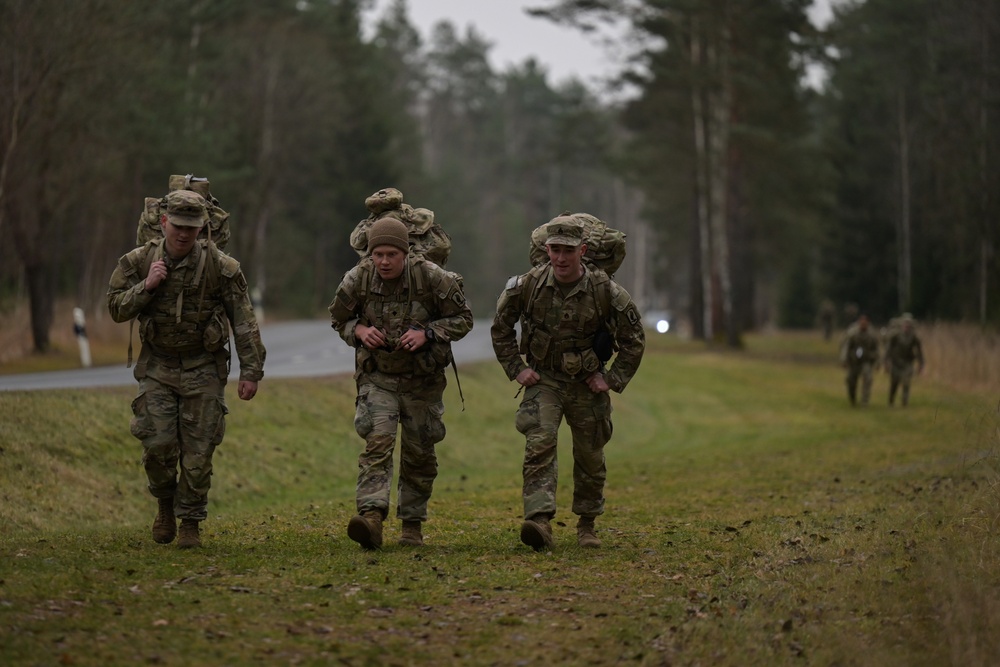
[356,323,387,350]
[516,368,540,387]
[144,259,167,292]
[586,372,610,394]
[398,327,427,353]
[238,380,258,401]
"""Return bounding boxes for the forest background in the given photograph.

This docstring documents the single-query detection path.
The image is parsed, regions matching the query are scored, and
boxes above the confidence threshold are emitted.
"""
[1,0,997,354]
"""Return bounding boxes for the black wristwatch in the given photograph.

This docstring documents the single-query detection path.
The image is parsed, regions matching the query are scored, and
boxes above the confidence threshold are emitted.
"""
[425,327,436,341]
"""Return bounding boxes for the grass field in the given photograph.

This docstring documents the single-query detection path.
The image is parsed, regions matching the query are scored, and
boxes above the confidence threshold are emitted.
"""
[1,332,998,666]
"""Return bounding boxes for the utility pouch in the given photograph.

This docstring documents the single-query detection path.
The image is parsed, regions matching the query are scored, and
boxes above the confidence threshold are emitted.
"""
[581,348,601,373]
[203,305,229,352]
[561,351,583,376]
[356,347,376,374]
[415,341,453,374]
[528,329,552,364]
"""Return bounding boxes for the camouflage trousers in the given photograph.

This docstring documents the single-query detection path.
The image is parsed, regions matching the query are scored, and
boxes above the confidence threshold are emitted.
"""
[845,362,875,405]
[515,374,613,521]
[888,362,916,405]
[129,359,227,522]
[353,372,447,522]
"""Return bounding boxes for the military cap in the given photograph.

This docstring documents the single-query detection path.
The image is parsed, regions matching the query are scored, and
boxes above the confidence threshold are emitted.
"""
[164,189,209,227]
[543,216,584,247]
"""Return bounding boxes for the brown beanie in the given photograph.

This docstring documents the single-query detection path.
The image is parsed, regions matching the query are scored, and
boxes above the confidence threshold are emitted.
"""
[367,217,410,254]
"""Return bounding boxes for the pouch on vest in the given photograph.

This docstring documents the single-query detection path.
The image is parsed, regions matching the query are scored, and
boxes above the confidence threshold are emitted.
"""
[414,341,453,375]
[561,351,583,376]
[203,305,229,352]
[528,328,552,363]
[140,317,156,344]
[581,348,601,373]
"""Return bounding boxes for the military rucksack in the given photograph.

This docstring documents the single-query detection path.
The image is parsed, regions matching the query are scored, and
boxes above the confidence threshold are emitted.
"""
[136,174,231,250]
[349,187,452,267]
[529,212,626,277]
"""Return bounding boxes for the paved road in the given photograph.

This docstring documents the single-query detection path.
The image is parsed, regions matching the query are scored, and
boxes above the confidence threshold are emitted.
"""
[0,319,497,392]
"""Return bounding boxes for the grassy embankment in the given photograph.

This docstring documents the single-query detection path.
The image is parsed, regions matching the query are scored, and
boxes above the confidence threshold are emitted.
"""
[1,332,999,666]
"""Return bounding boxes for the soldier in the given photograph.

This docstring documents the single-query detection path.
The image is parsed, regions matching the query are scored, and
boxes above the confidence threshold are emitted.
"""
[840,314,879,406]
[328,217,473,549]
[884,313,924,407]
[108,189,266,549]
[491,216,645,551]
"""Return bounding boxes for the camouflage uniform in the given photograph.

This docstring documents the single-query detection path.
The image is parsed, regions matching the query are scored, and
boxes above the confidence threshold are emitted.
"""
[840,320,879,405]
[108,235,265,523]
[328,256,472,523]
[884,318,924,406]
[491,256,645,524]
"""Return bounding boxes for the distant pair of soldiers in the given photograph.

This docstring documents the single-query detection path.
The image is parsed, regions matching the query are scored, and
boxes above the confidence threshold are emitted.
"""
[840,314,924,407]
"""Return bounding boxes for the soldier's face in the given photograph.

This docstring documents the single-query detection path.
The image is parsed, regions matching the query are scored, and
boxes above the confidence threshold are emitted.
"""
[160,216,203,258]
[371,245,406,280]
[545,243,587,283]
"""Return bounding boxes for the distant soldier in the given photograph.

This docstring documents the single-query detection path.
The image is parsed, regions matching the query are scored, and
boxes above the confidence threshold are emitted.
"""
[492,216,645,551]
[840,314,879,406]
[108,189,266,549]
[884,313,924,407]
[329,217,473,549]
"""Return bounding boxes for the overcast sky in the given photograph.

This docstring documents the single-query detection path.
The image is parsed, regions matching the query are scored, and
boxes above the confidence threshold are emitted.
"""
[365,1,840,91]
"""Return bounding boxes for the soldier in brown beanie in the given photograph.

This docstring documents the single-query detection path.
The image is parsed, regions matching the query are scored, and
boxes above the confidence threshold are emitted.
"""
[328,218,473,549]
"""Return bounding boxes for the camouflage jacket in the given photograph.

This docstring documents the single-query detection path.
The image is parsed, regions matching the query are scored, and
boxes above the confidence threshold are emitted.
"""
[107,239,265,382]
[491,263,645,393]
[885,331,924,369]
[841,329,880,368]
[328,256,473,378]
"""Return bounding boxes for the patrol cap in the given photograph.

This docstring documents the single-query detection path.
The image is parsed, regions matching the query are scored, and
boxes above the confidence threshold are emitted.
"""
[543,216,584,247]
[164,189,209,228]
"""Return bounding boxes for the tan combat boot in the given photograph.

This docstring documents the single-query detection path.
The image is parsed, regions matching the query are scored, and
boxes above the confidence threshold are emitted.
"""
[520,515,554,551]
[347,510,383,550]
[177,519,202,549]
[577,516,601,548]
[152,497,176,544]
[399,520,423,546]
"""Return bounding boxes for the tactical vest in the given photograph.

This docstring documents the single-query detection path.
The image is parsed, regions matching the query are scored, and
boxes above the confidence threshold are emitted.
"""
[519,264,613,376]
[355,258,455,376]
[120,239,235,375]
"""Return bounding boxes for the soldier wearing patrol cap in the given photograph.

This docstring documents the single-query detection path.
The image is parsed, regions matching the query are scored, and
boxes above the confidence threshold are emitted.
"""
[491,215,645,551]
[108,187,266,549]
[328,217,473,550]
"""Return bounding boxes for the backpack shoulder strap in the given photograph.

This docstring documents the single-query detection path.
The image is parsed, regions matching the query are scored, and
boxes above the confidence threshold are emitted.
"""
[522,263,550,314]
[140,240,163,281]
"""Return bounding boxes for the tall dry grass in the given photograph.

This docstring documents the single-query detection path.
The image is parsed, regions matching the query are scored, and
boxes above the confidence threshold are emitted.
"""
[0,298,129,368]
[920,322,1000,394]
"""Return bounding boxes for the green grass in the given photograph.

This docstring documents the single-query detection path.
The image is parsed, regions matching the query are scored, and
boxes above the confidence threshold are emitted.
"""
[1,333,998,666]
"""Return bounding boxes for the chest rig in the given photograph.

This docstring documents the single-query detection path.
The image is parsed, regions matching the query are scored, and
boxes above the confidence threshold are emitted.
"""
[356,259,444,376]
[519,265,611,375]
[134,240,225,356]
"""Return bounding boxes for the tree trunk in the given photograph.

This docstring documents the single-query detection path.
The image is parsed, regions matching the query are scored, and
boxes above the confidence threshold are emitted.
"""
[896,89,911,312]
[690,18,713,341]
[25,262,53,352]
[707,17,735,346]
